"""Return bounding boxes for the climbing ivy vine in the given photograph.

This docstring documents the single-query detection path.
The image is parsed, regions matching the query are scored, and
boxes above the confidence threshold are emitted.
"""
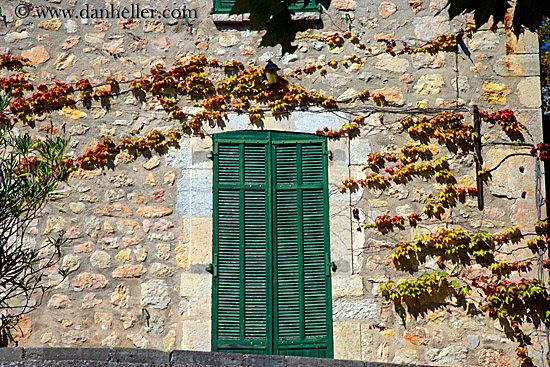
[338,104,549,366]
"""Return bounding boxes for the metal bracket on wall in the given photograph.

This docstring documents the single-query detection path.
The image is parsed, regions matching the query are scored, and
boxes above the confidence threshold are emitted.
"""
[473,105,484,210]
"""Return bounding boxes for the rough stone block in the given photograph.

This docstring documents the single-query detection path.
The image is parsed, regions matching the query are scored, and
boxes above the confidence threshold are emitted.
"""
[141,279,171,309]
[166,139,192,169]
[329,188,349,209]
[327,139,349,165]
[375,53,409,73]
[412,16,450,41]
[223,113,249,131]
[493,54,540,77]
[182,296,212,319]
[484,147,534,201]
[328,215,352,267]
[261,114,294,131]
[332,275,364,296]
[333,321,362,361]
[212,13,244,23]
[181,320,211,351]
[189,217,213,265]
[349,138,371,166]
[181,273,212,297]
[512,30,540,54]
[351,230,366,274]
[333,299,377,320]
[360,324,374,362]
[480,81,512,104]
[468,31,501,52]
[517,77,542,108]
[292,12,321,20]
[328,164,350,188]
[176,169,213,217]
[293,112,344,133]
[413,74,445,95]
[515,108,543,143]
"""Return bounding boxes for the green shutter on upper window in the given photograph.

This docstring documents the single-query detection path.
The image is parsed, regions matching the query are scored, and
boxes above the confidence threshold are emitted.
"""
[288,0,320,11]
[273,140,332,358]
[213,140,270,353]
[212,0,319,13]
[212,0,237,13]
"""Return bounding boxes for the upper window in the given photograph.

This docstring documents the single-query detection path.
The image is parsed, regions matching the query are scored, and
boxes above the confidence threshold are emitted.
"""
[212,0,320,14]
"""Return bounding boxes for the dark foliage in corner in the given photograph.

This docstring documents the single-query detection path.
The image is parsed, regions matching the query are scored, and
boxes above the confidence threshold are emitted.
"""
[230,0,331,54]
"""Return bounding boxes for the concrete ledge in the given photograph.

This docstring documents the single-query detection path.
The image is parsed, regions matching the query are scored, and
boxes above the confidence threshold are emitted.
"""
[0,348,438,367]
[171,350,242,366]
[110,348,170,364]
[287,356,364,367]
[24,347,110,361]
[0,348,22,361]
[243,354,285,367]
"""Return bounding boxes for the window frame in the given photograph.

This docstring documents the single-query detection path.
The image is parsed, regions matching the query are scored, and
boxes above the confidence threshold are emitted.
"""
[211,0,321,14]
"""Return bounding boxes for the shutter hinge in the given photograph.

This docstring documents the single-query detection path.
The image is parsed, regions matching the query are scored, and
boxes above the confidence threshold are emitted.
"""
[325,150,333,160]
[325,254,336,276]
[206,263,217,277]
[207,151,215,160]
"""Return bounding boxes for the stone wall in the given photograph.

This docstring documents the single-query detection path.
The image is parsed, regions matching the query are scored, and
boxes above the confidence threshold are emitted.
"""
[0,0,545,366]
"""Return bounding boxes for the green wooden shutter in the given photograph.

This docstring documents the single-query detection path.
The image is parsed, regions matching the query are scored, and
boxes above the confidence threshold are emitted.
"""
[212,131,332,358]
[289,0,320,11]
[212,0,319,14]
[213,134,271,354]
[212,0,237,13]
[272,135,332,358]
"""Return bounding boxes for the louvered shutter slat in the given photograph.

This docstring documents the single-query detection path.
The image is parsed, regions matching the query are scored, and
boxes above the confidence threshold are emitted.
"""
[274,141,331,355]
[217,189,241,339]
[245,145,266,184]
[301,145,324,183]
[244,190,268,339]
[275,146,298,185]
[302,189,328,338]
[274,148,301,338]
[275,206,301,339]
[218,145,240,184]
[214,140,269,352]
